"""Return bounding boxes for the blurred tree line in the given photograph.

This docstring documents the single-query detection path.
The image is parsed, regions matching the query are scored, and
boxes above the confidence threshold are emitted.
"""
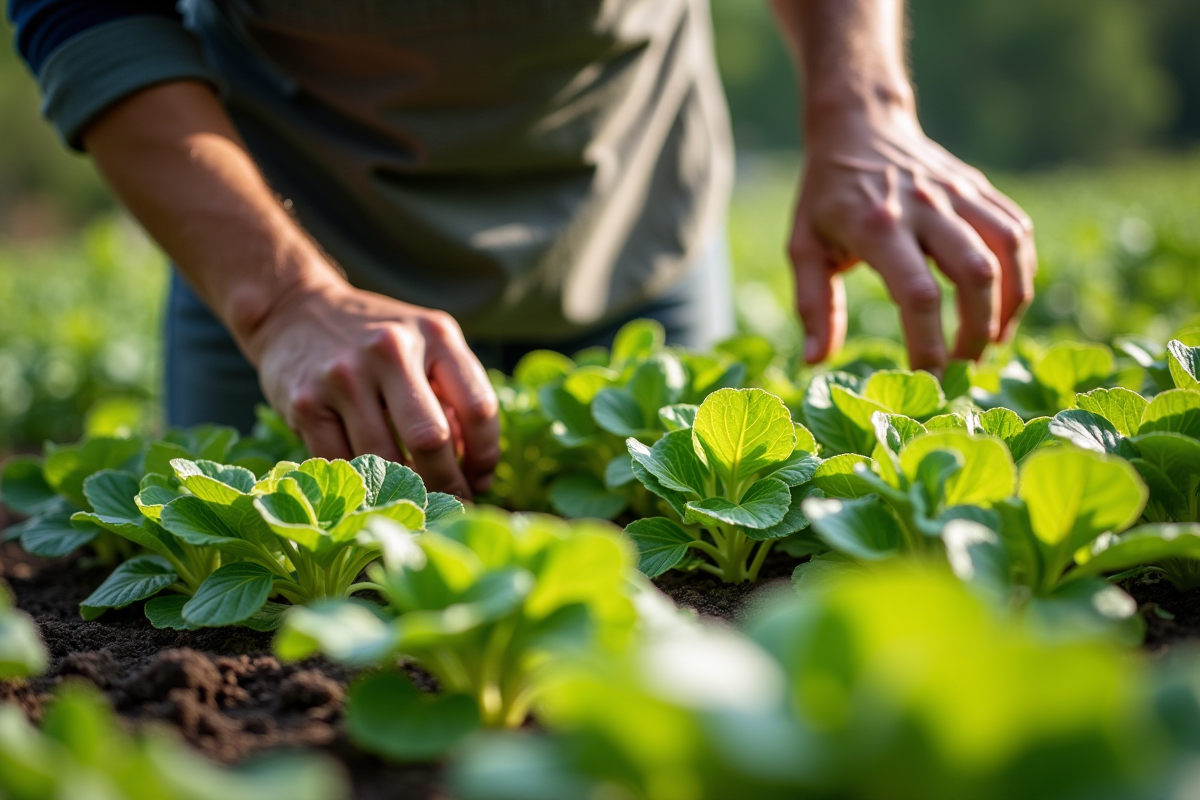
[715,0,1200,168]
[1,0,1199,234]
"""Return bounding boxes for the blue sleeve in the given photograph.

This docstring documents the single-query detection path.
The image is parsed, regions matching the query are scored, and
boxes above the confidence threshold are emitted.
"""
[7,0,218,149]
[9,0,181,75]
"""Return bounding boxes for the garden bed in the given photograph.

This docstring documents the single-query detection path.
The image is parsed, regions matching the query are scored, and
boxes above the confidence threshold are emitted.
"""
[0,540,801,800]
[4,536,1196,800]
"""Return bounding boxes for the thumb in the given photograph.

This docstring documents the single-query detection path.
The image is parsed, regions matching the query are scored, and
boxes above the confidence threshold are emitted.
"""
[790,228,846,364]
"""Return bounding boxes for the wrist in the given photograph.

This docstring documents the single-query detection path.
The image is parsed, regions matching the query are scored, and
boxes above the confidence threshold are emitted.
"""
[220,231,346,364]
[804,78,918,146]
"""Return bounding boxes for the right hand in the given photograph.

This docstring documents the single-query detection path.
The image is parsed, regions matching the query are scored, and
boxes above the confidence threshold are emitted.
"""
[244,278,500,498]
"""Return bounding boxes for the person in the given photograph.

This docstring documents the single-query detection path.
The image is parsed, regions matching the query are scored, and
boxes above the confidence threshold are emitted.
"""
[9,0,1036,499]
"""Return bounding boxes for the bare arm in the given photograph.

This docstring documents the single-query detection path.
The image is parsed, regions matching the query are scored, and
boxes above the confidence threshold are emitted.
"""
[82,81,498,497]
[772,0,1037,370]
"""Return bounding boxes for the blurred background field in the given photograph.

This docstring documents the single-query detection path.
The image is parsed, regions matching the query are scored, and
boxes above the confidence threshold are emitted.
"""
[1,0,1199,449]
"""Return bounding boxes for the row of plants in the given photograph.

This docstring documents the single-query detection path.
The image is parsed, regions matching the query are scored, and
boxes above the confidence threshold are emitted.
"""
[8,318,1200,796]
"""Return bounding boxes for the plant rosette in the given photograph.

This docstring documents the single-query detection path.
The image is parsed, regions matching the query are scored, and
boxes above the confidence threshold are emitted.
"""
[622,387,823,583]
[275,509,640,760]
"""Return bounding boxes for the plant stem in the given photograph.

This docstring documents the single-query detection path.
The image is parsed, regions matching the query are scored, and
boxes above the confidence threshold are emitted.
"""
[747,539,775,581]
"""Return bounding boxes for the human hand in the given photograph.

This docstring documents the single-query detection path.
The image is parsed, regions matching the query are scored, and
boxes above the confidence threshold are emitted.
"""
[243,278,499,498]
[788,104,1037,371]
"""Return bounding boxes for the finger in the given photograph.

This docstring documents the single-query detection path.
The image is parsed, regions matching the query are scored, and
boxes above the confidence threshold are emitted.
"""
[427,338,501,495]
[914,205,1000,361]
[322,362,407,463]
[287,394,354,461]
[368,327,473,498]
[950,188,1037,341]
[858,231,947,373]
[790,224,847,364]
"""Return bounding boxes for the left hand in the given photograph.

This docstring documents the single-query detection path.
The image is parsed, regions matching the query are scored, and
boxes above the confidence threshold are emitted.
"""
[788,102,1037,372]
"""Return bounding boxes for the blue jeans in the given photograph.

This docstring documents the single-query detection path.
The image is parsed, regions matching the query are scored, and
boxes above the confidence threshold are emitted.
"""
[164,238,735,432]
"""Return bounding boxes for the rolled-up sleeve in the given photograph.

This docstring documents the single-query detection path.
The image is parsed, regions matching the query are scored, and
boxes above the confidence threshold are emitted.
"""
[8,1,217,149]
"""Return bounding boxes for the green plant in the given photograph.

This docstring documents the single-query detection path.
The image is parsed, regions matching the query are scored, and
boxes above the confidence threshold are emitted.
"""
[450,561,1174,800]
[623,387,822,582]
[77,454,461,629]
[275,508,640,759]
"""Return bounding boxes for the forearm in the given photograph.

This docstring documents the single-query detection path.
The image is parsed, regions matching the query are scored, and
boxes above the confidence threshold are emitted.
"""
[80,80,342,363]
[770,0,916,138]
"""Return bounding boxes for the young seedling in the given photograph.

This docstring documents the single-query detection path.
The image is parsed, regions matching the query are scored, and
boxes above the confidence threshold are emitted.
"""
[276,509,640,760]
[623,387,821,583]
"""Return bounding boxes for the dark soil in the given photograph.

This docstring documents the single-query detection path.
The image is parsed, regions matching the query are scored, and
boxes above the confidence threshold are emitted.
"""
[652,548,798,623]
[1123,571,1200,656]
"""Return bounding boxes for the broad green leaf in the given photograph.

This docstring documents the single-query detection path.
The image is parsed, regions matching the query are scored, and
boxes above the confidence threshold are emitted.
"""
[830,385,891,446]
[144,595,200,630]
[135,483,181,524]
[714,333,775,379]
[692,388,795,486]
[81,469,141,520]
[144,440,194,481]
[767,452,821,487]
[425,493,465,528]
[21,505,99,557]
[1049,409,1124,455]
[513,350,575,388]
[182,563,275,627]
[1139,388,1200,439]
[1129,457,1188,521]
[802,372,869,456]
[1129,432,1200,497]
[976,407,1025,442]
[805,496,901,560]
[862,370,945,418]
[1033,342,1115,406]
[940,359,972,401]
[871,413,927,467]
[628,457,688,520]
[1076,387,1148,437]
[924,413,967,431]
[812,454,877,499]
[623,518,692,577]
[42,436,144,510]
[255,478,323,550]
[332,500,425,541]
[540,383,597,446]
[524,524,631,624]
[549,473,627,521]
[628,354,687,422]
[352,455,426,510]
[1168,339,1200,391]
[80,555,177,619]
[899,433,1015,507]
[276,600,398,665]
[1008,417,1054,462]
[628,430,707,496]
[591,389,647,438]
[1069,524,1200,582]
[658,404,699,432]
[295,458,367,524]
[0,457,56,515]
[1019,448,1147,555]
[347,672,480,761]
[794,423,818,455]
[604,455,636,490]
[611,319,664,366]
[396,534,485,611]
[685,477,791,530]
[562,366,615,405]
[753,483,823,541]
[159,495,266,560]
